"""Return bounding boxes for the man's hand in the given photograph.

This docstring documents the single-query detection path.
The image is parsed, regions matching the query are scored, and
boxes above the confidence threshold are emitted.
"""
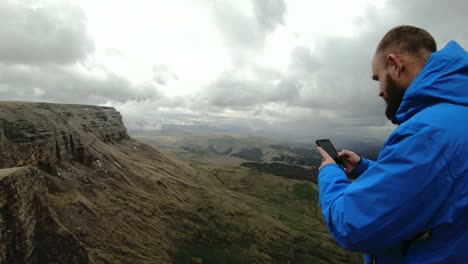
[338,150,361,173]
[317,147,335,170]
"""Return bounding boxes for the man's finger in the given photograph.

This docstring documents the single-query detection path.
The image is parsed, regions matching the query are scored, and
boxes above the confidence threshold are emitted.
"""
[317,147,332,159]
[338,150,349,157]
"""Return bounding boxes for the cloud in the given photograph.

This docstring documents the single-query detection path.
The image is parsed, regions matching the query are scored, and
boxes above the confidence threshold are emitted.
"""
[251,0,287,33]
[210,0,287,65]
[189,0,468,140]
[153,65,178,86]
[0,0,94,65]
[389,0,468,45]
[0,1,162,106]
[200,65,303,109]
[120,0,468,141]
[289,46,321,73]
[197,45,322,111]
[210,2,261,65]
[289,0,468,139]
[0,63,162,104]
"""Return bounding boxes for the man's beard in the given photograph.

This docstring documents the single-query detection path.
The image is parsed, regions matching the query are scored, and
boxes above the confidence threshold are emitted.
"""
[384,74,405,122]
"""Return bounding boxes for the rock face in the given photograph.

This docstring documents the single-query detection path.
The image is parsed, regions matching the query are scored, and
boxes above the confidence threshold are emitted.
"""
[0,102,197,263]
[0,166,89,263]
[0,102,129,172]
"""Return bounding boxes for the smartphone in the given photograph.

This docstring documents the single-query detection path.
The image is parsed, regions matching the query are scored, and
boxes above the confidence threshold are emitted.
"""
[315,139,343,166]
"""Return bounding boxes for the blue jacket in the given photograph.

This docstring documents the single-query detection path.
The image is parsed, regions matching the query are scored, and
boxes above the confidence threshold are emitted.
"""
[318,41,468,263]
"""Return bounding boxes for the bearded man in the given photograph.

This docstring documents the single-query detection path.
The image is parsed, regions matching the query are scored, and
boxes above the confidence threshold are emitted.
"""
[317,25,468,263]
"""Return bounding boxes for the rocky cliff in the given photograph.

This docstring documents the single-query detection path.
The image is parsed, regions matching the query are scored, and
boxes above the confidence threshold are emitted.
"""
[0,102,128,171]
[0,167,88,263]
[0,102,198,263]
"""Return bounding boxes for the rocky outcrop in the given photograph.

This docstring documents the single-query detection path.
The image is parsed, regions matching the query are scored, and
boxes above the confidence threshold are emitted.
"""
[0,102,131,263]
[0,166,89,263]
[0,102,129,173]
[0,102,196,263]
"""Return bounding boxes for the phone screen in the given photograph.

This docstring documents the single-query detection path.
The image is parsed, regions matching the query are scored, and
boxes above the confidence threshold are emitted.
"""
[315,139,343,165]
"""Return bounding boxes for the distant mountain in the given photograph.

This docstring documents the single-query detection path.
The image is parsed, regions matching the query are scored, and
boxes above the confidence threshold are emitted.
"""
[129,119,387,151]
[130,129,383,184]
[1,102,361,263]
[130,129,320,164]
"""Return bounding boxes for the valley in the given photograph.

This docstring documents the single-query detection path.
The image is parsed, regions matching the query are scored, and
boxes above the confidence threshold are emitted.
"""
[130,129,383,263]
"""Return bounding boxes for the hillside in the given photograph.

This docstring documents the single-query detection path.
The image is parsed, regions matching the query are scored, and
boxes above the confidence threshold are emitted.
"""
[0,102,361,263]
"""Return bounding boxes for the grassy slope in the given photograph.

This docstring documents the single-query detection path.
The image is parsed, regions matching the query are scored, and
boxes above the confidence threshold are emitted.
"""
[41,138,361,263]
[67,133,360,263]
[163,149,362,263]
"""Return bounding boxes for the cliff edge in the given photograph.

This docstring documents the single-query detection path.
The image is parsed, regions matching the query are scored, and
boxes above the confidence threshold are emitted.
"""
[0,102,196,263]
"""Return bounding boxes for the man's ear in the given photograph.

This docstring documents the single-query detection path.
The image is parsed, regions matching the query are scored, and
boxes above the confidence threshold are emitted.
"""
[387,53,404,77]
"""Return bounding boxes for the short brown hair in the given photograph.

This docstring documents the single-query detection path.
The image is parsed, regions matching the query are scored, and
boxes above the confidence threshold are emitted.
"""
[377,25,437,56]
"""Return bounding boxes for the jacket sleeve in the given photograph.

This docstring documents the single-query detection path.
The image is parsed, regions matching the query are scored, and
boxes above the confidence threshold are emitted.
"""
[348,156,375,179]
[318,127,453,254]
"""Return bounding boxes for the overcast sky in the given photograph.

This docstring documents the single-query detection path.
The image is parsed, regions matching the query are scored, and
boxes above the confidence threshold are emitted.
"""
[1,0,467,141]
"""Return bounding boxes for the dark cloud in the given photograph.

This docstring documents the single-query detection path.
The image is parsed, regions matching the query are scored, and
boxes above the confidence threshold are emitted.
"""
[0,1,162,107]
[389,0,468,46]
[210,0,287,65]
[289,46,321,73]
[199,46,320,111]
[251,0,287,33]
[201,69,299,108]
[211,2,261,62]
[0,1,94,65]
[0,64,162,104]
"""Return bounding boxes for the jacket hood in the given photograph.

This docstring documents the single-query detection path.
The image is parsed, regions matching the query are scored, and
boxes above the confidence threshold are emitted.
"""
[395,41,468,124]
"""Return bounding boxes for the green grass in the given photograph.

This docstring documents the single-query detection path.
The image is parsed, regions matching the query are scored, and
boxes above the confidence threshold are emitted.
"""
[125,132,362,263]
[174,244,252,264]
[169,163,361,264]
[293,182,317,201]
